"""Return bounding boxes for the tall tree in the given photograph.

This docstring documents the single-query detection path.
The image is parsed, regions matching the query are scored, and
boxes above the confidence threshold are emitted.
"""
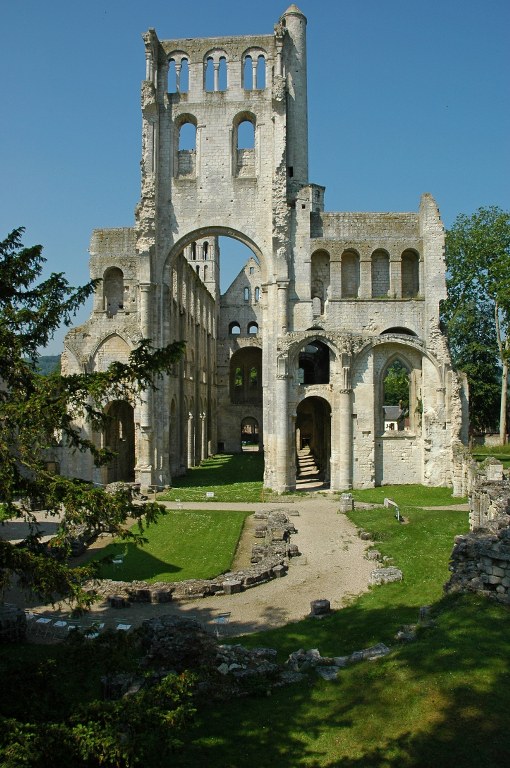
[0,228,184,604]
[444,207,510,443]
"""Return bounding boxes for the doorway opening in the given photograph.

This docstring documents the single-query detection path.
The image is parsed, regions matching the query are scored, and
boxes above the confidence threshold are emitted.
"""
[104,400,135,483]
[295,397,331,487]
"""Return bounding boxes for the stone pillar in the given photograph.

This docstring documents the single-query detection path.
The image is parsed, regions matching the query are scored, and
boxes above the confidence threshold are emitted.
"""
[359,258,372,299]
[200,412,207,462]
[390,257,402,299]
[339,368,353,489]
[213,62,219,92]
[277,280,289,334]
[275,362,290,492]
[187,412,194,468]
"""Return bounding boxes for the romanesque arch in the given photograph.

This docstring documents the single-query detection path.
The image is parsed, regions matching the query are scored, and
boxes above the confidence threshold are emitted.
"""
[103,400,135,483]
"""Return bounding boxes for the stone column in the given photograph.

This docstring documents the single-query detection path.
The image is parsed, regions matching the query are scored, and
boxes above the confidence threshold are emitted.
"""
[390,256,402,299]
[338,364,353,489]
[338,388,353,489]
[137,282,153,486]
[187,412,194,468]
[359,258,372,299]
[200,412,207,461]
[277,280,289,334]
[275,359,290,492]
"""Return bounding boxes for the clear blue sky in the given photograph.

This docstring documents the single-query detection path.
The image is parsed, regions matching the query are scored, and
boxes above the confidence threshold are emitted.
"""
[1,0,508,353]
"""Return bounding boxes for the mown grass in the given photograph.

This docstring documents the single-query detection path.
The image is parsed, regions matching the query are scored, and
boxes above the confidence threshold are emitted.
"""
[348,483,467,507]
[472,443,510,468]
[86,509,250,582]
[169,502,510,767]
[157,453,265,503]
[176,594,510,768]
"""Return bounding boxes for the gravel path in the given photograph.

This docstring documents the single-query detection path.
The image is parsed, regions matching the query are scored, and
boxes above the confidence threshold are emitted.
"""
[4,495,376,638]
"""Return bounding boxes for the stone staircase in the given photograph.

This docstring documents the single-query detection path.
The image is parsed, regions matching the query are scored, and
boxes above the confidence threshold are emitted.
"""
[297,446,321,481]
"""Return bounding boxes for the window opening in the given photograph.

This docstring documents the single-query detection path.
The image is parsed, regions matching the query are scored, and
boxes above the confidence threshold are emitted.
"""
[237,120,255,149]
[243,56,253,89]
[244,287,250,301]
[298,340,330,385]
[179,123,196,151]
[229,321,241,335]
[255,286,260,302]
[248,322,258,334]
[256,55,266,88]
[383,360,410,432]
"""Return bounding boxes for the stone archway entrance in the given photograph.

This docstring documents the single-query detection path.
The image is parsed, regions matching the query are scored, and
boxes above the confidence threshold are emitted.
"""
[104,400,135,483]
[295,397,331,486]
[241,416,260,452]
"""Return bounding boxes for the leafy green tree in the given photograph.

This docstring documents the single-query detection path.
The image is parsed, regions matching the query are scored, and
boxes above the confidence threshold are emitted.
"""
[0,228,184,604]
[444,207,510,443]
[383,361,410,409]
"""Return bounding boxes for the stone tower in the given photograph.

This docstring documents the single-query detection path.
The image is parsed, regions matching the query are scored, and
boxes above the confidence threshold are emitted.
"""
[62,6,467,492]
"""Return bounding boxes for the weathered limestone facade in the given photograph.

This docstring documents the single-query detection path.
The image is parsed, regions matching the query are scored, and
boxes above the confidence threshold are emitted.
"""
[61,5,467,492]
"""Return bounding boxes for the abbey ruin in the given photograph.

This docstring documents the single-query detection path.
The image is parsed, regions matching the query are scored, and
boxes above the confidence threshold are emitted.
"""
[61,5,468,493]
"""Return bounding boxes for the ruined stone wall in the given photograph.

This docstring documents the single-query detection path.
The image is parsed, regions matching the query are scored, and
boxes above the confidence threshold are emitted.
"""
[446,463,510,604]
[61,6,466,493]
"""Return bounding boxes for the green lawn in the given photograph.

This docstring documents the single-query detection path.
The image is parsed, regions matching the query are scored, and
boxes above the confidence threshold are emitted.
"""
[472,444,510,468]
[157,453,265,503]
[168,502,510,767]
[87,508,250,582]
[348,484,467,507]
[3,489,510,766]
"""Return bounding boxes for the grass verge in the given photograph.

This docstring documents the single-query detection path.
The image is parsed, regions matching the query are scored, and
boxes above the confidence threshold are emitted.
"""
[87,508,250,582]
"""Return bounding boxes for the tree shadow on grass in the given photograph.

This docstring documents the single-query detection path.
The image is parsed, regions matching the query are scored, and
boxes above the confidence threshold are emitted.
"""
[170,594,510,768]
[89,541,182,582]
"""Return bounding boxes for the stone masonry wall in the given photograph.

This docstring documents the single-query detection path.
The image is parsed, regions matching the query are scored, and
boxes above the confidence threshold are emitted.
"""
[445,465,510,605]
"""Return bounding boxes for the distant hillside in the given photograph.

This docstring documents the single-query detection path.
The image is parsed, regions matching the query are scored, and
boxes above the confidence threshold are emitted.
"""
[37,355,61,376]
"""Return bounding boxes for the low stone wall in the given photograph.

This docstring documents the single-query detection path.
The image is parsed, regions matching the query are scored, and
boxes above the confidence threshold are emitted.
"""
[86,509,297,604]
[88,553,288,605]
[445,467,510,605]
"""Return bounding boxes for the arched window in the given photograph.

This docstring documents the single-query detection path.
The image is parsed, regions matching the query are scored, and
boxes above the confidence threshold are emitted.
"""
[311,249,330,314]
[341,251,360,298]
[242,50,266,90]
[402,250,420,298]
[229,321,241,335]
[371,250,390,298]
[205,51,228,92]
[103,267,124,317]
[243,55,253,89]
[298,340,330,385]
[312,296,322,317]
[235,115,256,177]
[179,122,196,150]
[244,287,250,301]
[191,242,197,260]
[254,287,260,302]
[248,322,258,334]
[230,348,262,404]
[177,119,197,177]
[382,359,411,432]
[168,55,189,93]
[202,241,209,259]
[238,120,255,149]
[196,265,200,277]
[256,55,266,89]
